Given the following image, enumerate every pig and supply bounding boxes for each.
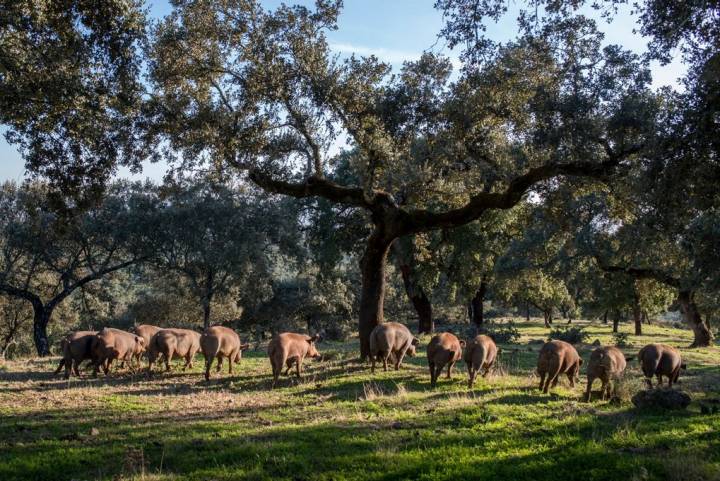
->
[584,346,632,402]
[267,332,321,387]
[200,326,250,380]
[53,331,97,379]
[91,328,146,376]
[638,343,685,388]
[464,334,498,388]
[427,332,465,388]
[537,340,583,394]
[147,328,202,372]
[131,324,163,364]
[368,322,419,373]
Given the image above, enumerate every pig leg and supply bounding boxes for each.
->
[446,361,454,379]
[382,353,389,372]
[54,358,66,375]
[671,367,681,386]
[204,355,214,381]
[468,366,477,388]
[216,355,223,372]
[544,360,562,394]
[296,358,303,378]
[228,353,234,375]
[656,374,663,388]
[538,370,546,391]
[64,359,72,380]
[395,349,407,370]
[73,359,82,377]
[164,348,173,371]
[429,362,436,387]
[584,375,594,402]
[371,354,377,373]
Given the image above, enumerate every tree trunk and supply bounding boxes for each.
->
[399,265,433,334]
[612,311,619,333]
[642,310,650,325]
[543,309,553,328]
[358,231,393,360]
[677,290,713,347]
[602,310,608,324]
[633,288,642,336]
[32,305,52,357]
[470,280,487,327]
[201,272,214,330]
[526,302,530,322]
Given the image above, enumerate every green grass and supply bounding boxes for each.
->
[1,319,719,481]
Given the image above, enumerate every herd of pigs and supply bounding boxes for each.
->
[54,321,686,400]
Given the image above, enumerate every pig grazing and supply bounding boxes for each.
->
[584,346,631,402]
[368,322,419,373]
[132,324,162,364]
[267,333,321,387]
[464,335,498,388]
[638,343,685,388]
[148,328,201,372]
[200,326,250,380]
[92,328,145,376]
[54,331,97,379]
[427,332,465,388]
[537,340,583,394]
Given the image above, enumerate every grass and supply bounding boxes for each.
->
[1,319,719,481]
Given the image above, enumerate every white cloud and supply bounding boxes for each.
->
[329,42,463,71]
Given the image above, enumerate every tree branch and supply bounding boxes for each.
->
[593,256,681,289]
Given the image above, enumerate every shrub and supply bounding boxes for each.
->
[548,326,587,344]
[612,332,630,347]
[479,321,521,344]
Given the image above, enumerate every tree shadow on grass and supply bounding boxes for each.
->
[4,400,714,481]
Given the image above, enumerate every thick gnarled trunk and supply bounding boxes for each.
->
[358,231,393,359]
[678,290,713,347]
[32,306,53,357]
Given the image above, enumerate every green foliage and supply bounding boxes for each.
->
[612,332,630,348]
[548,326,588,344]
[479,320,521,344]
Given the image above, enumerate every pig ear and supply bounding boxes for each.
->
[240,343,250,350]
[411,337,420,346]
[459,340,466,348]
[309,334,320,343]
[579,359,584,365]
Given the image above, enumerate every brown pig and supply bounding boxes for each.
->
[368,322,419,373]
[427,332,465,388]
[267,333,321,387]
[638,343,685,388]
[131,324,163,364]
[148,328,201,372]
[464,334,498,388]
[53,331,97,379]
[537,340,583,394]
[200,326,250,380]
[584,346,631,402]
[91,328,146,376]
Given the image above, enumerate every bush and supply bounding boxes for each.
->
[478,321,521,344]
[548,326,587,344]
[612,332,630,347]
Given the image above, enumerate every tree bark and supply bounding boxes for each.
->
[526,302,530,322]
[32,305,53,357]
[602,310,608,324]
[543,309,553,328]
[470,280,487,327]
[398,265,433,334]
[677,290,713,347]
[633,287,642,336]
[612,311,619,333]
[202,272,214,330]
[358,230,393,359]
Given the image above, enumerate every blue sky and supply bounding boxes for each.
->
[0,0,686,183]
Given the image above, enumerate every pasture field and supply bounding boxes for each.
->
[1,320,719,481]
